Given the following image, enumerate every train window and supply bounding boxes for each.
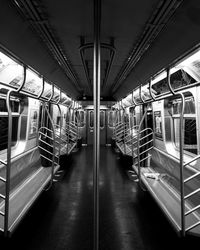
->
[56,116,61,126]
[133,88,143,104]
[0,98,19,112]
[0,97,19,151]
[0,117,18,150]
[170,69,196,90]
[152,69,196,96]
[151,71,168,95]
[52,86,60,103]
[141,84,151,101]
[100,111,105,129]
[0,51,24,88]
[172,95,197,155]
[129,107,136,127]
[23,69,43,96]
[78,110,85,127]
[65,109,71,123]
[60,92,69,105]
[108,111,116,127]
[42,81,53,100]
[89,111,94,128]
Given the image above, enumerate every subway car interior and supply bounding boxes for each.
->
[1,0,200,249]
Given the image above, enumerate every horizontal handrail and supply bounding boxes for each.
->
[183,154,200,167]
[39,138,54,148]
[139,146,154,156]
[184,188,200,200]
[137,154,151,164]
[0,211,5,216]
[185,221,200,232]
[139,139,154,148]
[139,127,153,134]
[38,146,54,156]
[115,122,124,126]
[185,204,200,216]
[40,153,54,163]
[184,172,200,183]
[39,132,54,141]
[0,160,7,166]
[39,126,53,133]
[0,194,5,199]
[115,126,124,132]
[139,132,153,141]
[0,177,6,183]
[184,187,200,200]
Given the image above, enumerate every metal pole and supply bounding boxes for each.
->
[179,93,185,236]
[93,0,101,249]
[4,90,13,236]
[167,68,185,235]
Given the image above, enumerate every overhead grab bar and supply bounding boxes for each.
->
[16,65,26,92]
[167,68,176,95]
[37,77,45,99]
[132,90,137,106]
[140,85,145,104]
[149,78,156,101]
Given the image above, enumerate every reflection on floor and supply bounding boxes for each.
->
[1,146,200,249]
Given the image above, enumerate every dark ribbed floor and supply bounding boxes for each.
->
[1,146,200,249]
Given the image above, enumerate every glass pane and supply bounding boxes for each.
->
[184,119,197,154]
[174,118,180,148]
[173,118,197,154]
[23,69,42,95]
[0,99,19,112]
[170,69,196,90]
[66,110,70,123]
[151,71,168,96]
[172,97,195,115]
[60,92,69,104]
[42,81,52,100]
[141,84,151,101]
[79,111,85,127]
[0,117,18,151]
[133,88,142,104]
[0,52,23,88]
[108,111,116,127]
[52,86,60,103]
[100,111,105,128]
[90,111,94,128]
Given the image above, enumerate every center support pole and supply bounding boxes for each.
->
[93,0,101,249]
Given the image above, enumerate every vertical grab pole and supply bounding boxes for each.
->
[67,103,72,154]
[57,104,62,164]
[4,90,13,236]
[167,68,185,236]
[121,101,126,155]
[93,0,101,249]
[179,93,185,236]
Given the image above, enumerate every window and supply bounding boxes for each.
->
[129,107,136,127]
[78,110,85,127]
[0,97,19,151]
[172,94,197,154]
[108,111,116,128]
[89,111,94,128]
[152,69,196,95]
[100,111,105,129]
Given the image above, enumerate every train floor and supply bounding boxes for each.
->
[1,146,200,250]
